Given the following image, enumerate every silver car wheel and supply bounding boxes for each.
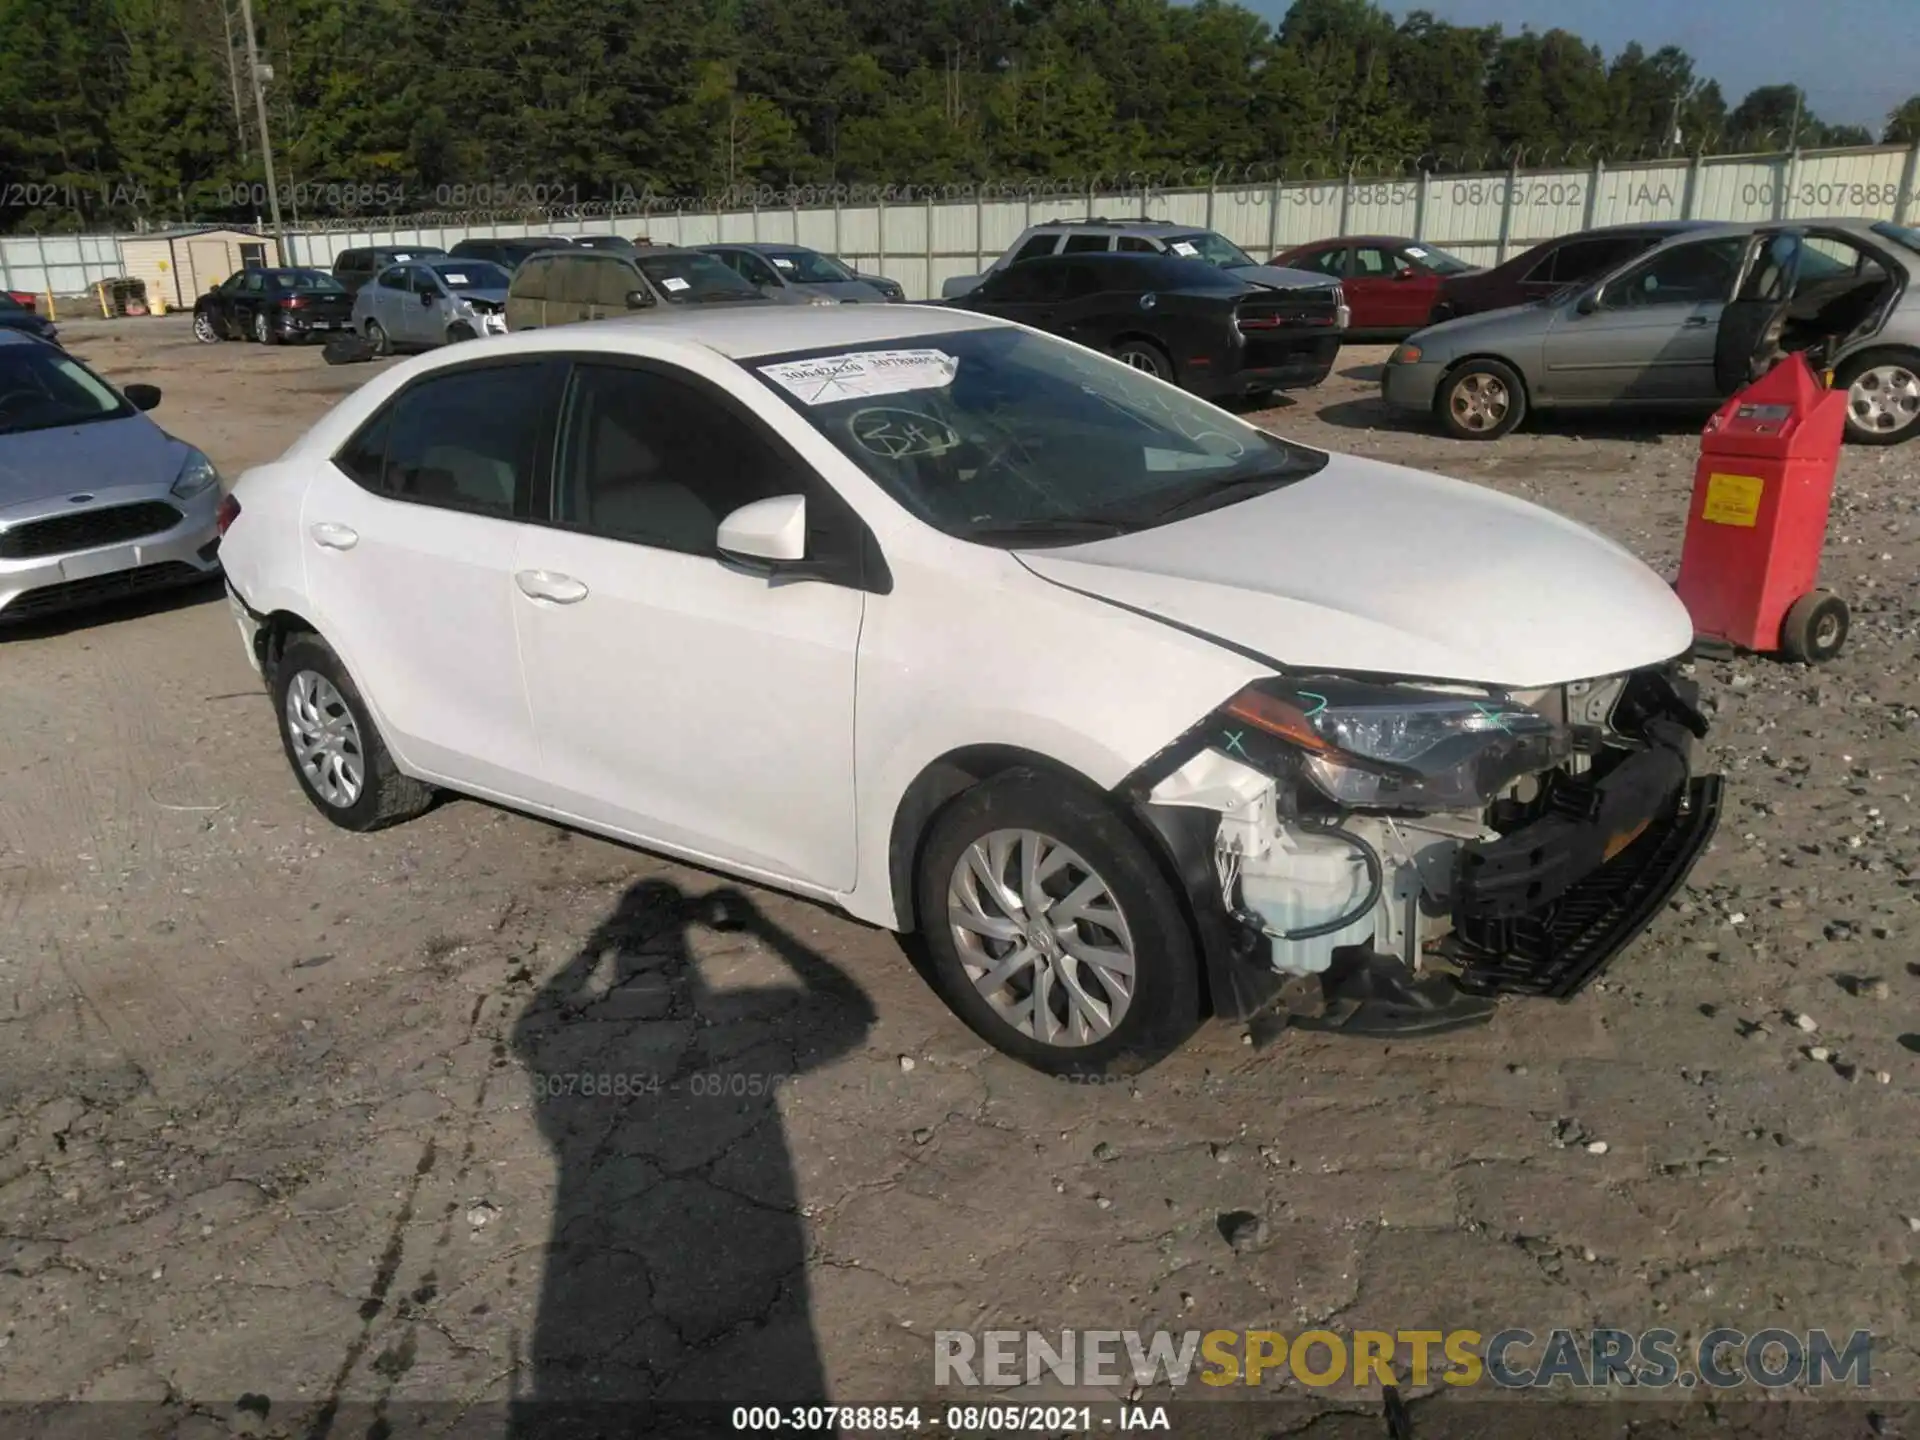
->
[254,311,270,343]
[1117,345,1167,379]
[1449,371,1510,431]
[1848,364,1920,437]
[192,311,218,343]
[285,670,365,808]
[946,828,1137,1047]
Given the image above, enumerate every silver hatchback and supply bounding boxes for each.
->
[1382,219,1920,444]
[352,257,513,354]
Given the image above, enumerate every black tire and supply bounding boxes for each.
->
[1437,357,1526,440]
[365,319,391,357]
[272,635,434,831]
[254,310,277,345]
[1778,590,1849,664]
[913,769,1201,1076]
[1834,351,1920,446]
[1112,338,1174,384]
[192,310,222,344]
[446,322,476,343]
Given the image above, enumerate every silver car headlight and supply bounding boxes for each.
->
[170,447,220,501]
[1218,679,1570,811]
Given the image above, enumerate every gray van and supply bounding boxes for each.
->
[505,247,783,330]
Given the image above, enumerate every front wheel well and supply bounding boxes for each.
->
[1436,352,1532,404]
[1835,343,1920,378]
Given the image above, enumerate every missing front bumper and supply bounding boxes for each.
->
[1442,773,1723,999]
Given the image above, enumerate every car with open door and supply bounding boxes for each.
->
[218,305,1723,1075]
[1269,236,1480,337]
[1382,219,1918,443]
[192,267,356,345]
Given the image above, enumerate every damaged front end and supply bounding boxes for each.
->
[1128,666,1722,1036]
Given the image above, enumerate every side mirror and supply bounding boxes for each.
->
[1575,291,1599,315]
[624,289,654,309]
[1393,268,1416,281]
[123,383,161,411]
[419,289,436,306]
[717,494,807,564]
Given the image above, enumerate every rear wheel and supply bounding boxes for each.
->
[254,310,276,345]
[1438,358,1526,440]
[272,635,433,831]
[1837,354,1920,445]
[914,770,1201,1076]
[1112,339,1173,383]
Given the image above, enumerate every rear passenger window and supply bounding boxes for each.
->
[514,257,551,300]
[378,364,546,516]
[1116,236,1157,253]
[1532,237,1641,285]
[596,260,640,308]
[1061,233,1111,254]
[554,364,822,559]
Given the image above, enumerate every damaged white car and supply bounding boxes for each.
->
[217,306,1722,1075]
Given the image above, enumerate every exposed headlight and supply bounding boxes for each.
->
[1219,679,1569,811]
[806,295,838,307]
[170,447,220,500]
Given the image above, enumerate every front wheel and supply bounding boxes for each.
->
[445,321,475,343]
[1437,357,1526,440]
[1837,355,1920,446]
[272,635,434,831]
[914,770,1201,1076]
[192,310,221,343]
[365,319,391,356]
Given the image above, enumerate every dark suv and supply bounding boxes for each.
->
[331,244,448,294]
[448,235,575,273]
[1433,222,1719,321]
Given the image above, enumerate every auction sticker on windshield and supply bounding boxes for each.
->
[443,272,469,284]
[661,277,690,292]
[1170,241,1199,257]
[761,349,958,405]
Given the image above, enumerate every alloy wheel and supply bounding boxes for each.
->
[1449,371,1510,431]
[193,312,217,343]
[254,312,270,343]
[946,828,1137,1047]
[1117,346,1167,379]
[284,670,366,808]
[1847,364,1920,438]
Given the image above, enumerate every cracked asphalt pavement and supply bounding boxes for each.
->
[0,318,1915,1434]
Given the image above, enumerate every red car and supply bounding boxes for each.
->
[1268,236,1479,338]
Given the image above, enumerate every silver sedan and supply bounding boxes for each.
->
[1382,218,1920,444]
[0,332,222,623]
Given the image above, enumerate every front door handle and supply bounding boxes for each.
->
[309,522,359,550]
[515,569,589,604]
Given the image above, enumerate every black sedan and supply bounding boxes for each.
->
[949,252,1341,401]
[0,292,58,346]
[191,268,356,345]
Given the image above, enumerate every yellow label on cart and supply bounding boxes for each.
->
[1701,472,1764,527]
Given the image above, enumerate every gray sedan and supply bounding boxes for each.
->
[0,332,222,624]
[1382,219,1920,444]
[697,243,899,303]
[352,257,513,354]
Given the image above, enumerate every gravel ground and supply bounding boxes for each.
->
[0,316,1915,1435]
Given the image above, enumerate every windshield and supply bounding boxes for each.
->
[271,269,346,292]
[750,326,1327,546]
[0,345,131,436]
[637,251,761,302]
[1165,232,1256,269]
[763,250,856,284]
[1402,243,1475,275]
[429,260,509,290]
[1871,221,1920,257]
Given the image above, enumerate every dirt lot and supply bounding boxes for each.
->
[1,315,1916,1436]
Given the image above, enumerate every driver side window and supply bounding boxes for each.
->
[1601,238,1744,310]
[733,252,780,288]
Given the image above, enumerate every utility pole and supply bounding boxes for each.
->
[237,0,283,245]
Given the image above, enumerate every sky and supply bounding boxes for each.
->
[1241,0,1918,132]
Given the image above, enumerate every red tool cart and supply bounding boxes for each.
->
[1675,352,1851,663]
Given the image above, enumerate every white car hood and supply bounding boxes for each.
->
[1014,454,1694,689]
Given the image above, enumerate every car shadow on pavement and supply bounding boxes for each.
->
[1316,395,1714,443]
[508,877,876,1437]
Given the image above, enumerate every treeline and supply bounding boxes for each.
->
[3,0,1919,233]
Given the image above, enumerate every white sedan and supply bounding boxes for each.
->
[218,305,1723,1074]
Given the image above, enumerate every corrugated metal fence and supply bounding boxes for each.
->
[5,143,1919,302]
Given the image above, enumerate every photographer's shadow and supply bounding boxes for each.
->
[509,879,875,1434]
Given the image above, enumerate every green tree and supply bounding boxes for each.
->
[1888,96,1920,145]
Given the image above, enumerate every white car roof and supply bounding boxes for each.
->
[488,303,1005,363]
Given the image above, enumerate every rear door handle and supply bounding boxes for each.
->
[515,569,589,605]
[309,522,358,550]
[1684,315,1711,328]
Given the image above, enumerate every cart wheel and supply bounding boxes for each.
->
[1779,591,1849,664]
